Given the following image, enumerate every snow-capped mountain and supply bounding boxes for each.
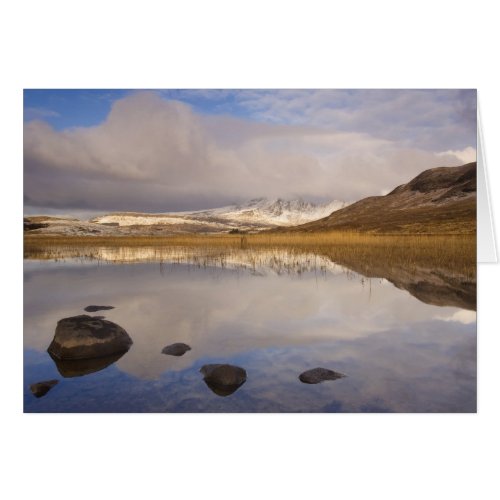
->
[195,198,348,226]
[92,198,349,229]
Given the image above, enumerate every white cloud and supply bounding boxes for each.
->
[438,146,476,164]
[437,310,477,324]
[24,91,476,213]
[24,106,60,120]
[225,89,476,150]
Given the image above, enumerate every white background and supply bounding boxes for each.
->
[2,1,499,499]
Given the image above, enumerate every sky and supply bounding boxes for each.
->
[24,89,477,217]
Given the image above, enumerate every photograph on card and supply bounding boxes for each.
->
[23,89,476,413]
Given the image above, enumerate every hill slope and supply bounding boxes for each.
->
[289,162,476,234]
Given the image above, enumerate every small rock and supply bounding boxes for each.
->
[299,367,346,384]
[84,305,115,312]
[48,315,132,360]
[162,343,191,356]
[200,364,247,397]
[30,379,59,398]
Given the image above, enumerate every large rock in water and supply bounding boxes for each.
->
[200,364,247,397]
[47,315,132,360]
[299,367,346,384]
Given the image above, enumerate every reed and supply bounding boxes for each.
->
[24,231,476,281]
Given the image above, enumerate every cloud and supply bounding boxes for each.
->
[165,89,477,151]
[438,146,477,164]
[437,310,476,324]
[24,106,60,120]
[24,91,476,213]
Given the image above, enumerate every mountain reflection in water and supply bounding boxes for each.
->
[24,244,476,412]
[25,244,476,310]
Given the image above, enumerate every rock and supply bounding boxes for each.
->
[49,351,127,378]
[30,379,58,398]
[84,305,115,312]
[299,367,346,384]
[200,364,247,397]
[162,343,191,356]
[47,315,132,360]
[24,222,49,231]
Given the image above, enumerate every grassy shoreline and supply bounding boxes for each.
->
[23,231,476,247]
[24,232,476,279]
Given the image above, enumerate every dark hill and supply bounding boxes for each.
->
[289,162,476,234]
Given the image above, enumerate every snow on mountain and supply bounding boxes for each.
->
[93,198,349,228]
[207,198,348,225]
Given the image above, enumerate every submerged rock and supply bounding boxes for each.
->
[47,315,132,360]
[84,305,115,312]
[49,351,127,378]
[200,364,247,397]
[162,343,191,356]
[30,379,58,398]
[299,367,346,384]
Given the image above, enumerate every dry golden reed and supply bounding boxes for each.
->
[24,231,476,281]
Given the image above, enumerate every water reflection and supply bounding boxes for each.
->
[23,246,476,412]
[24,245,476,310]
[49,350,128,378]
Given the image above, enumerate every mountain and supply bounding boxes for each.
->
[194,197,348,226]
[286,162,476,234]
[91,198,349,231]
[25,163,475,237]
[24,198,349,236]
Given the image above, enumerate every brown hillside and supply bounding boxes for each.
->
[288,162,476,234]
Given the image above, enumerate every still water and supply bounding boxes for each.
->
[24,248,476,412]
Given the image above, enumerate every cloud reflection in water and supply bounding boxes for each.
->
[23,249,476,412]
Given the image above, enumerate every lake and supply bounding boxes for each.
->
[24,245,476,412]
